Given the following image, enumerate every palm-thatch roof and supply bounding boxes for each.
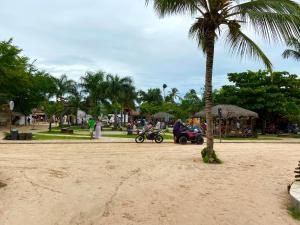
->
[152,112,174,120]
[194,105,258,119]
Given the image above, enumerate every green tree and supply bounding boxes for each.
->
[214,70,300,131]
[138,88,163,105]
[282,37,300,61]
[80,71,108,116]
[162,83,168,100]
[54,74,76,126]
[67,83,84,124]
[146,0,300,162]
[42,101,64,131]
[0,39,57,121]
[165,88,180,103]
[181,89,204,116]
[105,74,135,129]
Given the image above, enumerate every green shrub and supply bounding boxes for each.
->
[288,207,300,220]
[4,132,11,140]
[201,148,222,164]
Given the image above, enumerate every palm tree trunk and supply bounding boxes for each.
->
[49,121,52,132]
[120,109,123,127]
[114,109,118,129]
[204,32,215,159]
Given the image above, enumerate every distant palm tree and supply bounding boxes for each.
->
[54,74,76,102]
[80,71,108,115]
[282,37,300,61]
[163,83,168,100]
[146,0,300,162]
[166,87,180,103]
[54,74,76,126]
[138,88,163,105]
[105,74,135,129]
[68,83,84,124]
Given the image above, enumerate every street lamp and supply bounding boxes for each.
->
[9,101,14,131]
[218,108,222,143]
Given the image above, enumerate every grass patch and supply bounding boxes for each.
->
[288,207,300,220]
[33,134,90,140]
[220,135,281,141]
[39,131,85,136]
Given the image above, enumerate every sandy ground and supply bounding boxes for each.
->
[0,142,299,225]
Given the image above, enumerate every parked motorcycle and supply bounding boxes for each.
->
[135,129,164,143]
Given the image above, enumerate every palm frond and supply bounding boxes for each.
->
[235,0,300,42]
[286,37,300,49]
[282,49,300,60]
[189,18,207,52]
[145,0,199,17]
[226,22,272,71]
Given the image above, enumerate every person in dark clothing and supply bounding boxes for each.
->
[173,119,183,142]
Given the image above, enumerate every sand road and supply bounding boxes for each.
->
[0,142,299,225]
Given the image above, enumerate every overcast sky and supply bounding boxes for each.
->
[1,0,299,96]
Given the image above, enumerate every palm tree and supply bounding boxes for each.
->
[163,83,168,100]
[54,74,76,126]
[54,74,76,102]
[146,0,300,162]
[80,71,108,116]
[105,74,135,129]
[282,37,300,61]
[119,84,136,125]
[138,88,163,105]
[68,83,84,125]
[166,87,180,103]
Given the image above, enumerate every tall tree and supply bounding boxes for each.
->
[282,37,300,61]
[138,88,163,105]
[214,70,300,131]
[42,101,64,132]
[54,74,76,126]
[163,83,168,100]
[166,88,180,103]
[80,71,108,116]
[146,0,300,162]
[0,39,57,120]
[68,83,84,124]
[181,89,204,115]
[105,74,135,129]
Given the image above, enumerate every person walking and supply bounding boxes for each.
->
[95,119,102,139]
[88,118,96,139]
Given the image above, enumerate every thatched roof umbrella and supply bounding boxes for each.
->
[152,112,174,122]
[194,105,258,119]
[194,105,258,137]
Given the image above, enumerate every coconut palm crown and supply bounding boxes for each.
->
[146,0,300,162]
[282,37,300,61]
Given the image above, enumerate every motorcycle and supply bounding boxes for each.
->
[135,129,164,143]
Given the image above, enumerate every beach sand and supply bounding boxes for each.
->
[0,142,299,225]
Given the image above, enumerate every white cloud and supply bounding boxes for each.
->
[0,0,299,96]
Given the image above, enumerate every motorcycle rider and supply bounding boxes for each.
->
[173,119,183,142]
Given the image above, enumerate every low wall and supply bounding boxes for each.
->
[290,181,300,211]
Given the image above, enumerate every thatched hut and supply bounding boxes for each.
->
[194,105,259,137]
[152,112,174,122]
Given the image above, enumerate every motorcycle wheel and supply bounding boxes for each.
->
[196,136,204,145]
[135,135,145,143]
[155,135,164,143]
[179,136,188,145]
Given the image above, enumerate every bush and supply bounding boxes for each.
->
[288,207,300,220]
[4,132,11,140]
[201,148,222,164]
